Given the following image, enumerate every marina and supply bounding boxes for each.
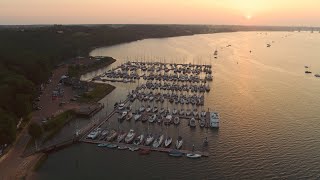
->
[79,61,219,157]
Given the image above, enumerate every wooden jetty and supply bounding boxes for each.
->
[81,139,209,157]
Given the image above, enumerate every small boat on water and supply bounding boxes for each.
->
[87,128,101,140]
[186,153,201,158]
[129,146,140,151]
[134,113,142,121]
[186,109,192,116]
[118,103,125,110]
[200,111,206,117]
[97,143,109,147]
[148,114,157,123]
[210,112,220,128]
[141,115,148,123]
[118,111,128,121]
[117,131,127,143]
[305,71,312,74]
[152,106,158,113]
[164,136,172,148]
[193,109,198,117]
[172,108,178,115]
[189,117,196,127]
[106,144,118,149]
[145,134,155,146]
[139,106,145,112]
[176,136,183,149]
[186,144,201,158]
[106,130,118,141]
[159,107,165,114]
[199,118,206,128]
[315,74,320,77]
[126,112,133,121]
[164,114,173,125]
[125,129,136,143]
[146,105,152,112]
[118,145,128,150]
[133,134,144,145]
[203,137,208,146]
[152,134,164,148]
[179,109,185,116]
[173,116,180,125]
[139,148,151,155]
[168,149,183,157]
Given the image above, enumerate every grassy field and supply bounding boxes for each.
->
[42,110,76,142]
[77,83,115,103]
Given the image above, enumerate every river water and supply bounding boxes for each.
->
[37,31,320,179]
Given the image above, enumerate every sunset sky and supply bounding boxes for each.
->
[0,0,319,26]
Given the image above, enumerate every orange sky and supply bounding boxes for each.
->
[0,0,319,26]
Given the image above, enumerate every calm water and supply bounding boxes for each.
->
[37,32,320,179]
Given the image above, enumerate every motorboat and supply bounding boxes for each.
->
[175,136,183,149]
[201,111,206,117]
[157,115,163,124]
[159,107,165,114]
[125,129,136,143]
[133,113,142,121]
[97,143,109,147]
[172,108,178,115]
[164,136,172,147]
[117,131,127,143]
[146,105,152,112]
[118,103,125,110]
[305,71,312,74]
[87,128,101,140]
[193,109,198,117]
[173,116,180,125]
[129,146,140,151]
[106,130,117,141]
[118,111,128,121]
[186,153,201,158]
[145,134,155,146]
[106,144,118,149]
[152,106,158,113]
[186,109,192,116]
[203,137,208,146]
[315,74,320,77]
[133,134,144,145]
[210,112,220,128]
[126,112,133,121]
[152,135,164,148]
[118,145,128,150]
[199,118,206,128]
[148,114,157,123]
[139,106,145,112]
[189,117,196,127]
[168,149,183,157]
[179,109,185,116]
[164,114,172,125]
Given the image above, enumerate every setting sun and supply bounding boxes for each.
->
[246,15,252,20]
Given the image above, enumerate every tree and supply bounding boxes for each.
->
[0,109,16,145]
[28,122,43,139]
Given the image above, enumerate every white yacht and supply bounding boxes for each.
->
[133,113,142,121]
[152,135,164,148]
[175,136,183,149]
[125,129,136,143]
[210,112,220,128]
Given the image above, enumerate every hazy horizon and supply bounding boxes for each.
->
[1,0,320,26]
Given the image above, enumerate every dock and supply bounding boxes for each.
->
[81,139,209,157]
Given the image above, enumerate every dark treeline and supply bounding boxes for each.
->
[0,24,296,145]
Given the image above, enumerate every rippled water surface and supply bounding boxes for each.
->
[37,32,320,179]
